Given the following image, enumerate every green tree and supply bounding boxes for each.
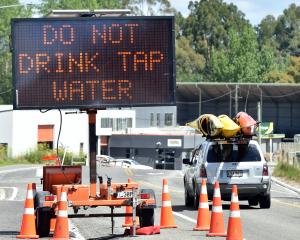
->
[183,0,250,62]
[257,15,278,49]
[0,0,32,104]
[210,26,274,83]
[176,37,205,82]
[39,0,124,15]
[274,3,300,54]
[126,0,175,16]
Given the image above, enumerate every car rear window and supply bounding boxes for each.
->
[207,143,261,162]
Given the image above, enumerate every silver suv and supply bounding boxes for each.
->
[183,139,271,209]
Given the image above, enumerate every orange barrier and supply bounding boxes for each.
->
[207,181,226,237]
[160,179,177,228]
[122,178,139,227]
[226,185,243,240]
[53,186,69,239]
[17,183,39,239]
[193,178,210,231]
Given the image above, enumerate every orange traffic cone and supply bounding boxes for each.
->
[17,183,39,239]
[160,179,177,228]
[123,178,139,227]
[207,181,227,237]
[53,186,69,240]
[226,185,243,240]
[193,178,210,231]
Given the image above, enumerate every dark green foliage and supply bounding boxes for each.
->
[0,0,32,104]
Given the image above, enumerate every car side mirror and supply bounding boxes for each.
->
[183,158,192,165]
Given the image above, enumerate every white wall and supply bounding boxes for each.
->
[0,107,89,157]
[0,106,13,155]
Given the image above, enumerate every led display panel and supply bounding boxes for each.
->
[12,17,175,109]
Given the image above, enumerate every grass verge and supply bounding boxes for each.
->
[273,161,300,183]
[0,144,86,167]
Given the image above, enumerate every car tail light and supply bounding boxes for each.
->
[263,164,269,176]
[45,195,55,201]
[200,165,207,178]
[140,193,151,199]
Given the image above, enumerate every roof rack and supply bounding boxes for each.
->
[206,135,254,144]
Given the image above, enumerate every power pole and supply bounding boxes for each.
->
[235,85,239,115]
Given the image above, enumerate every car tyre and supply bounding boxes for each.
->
[184,184,193,207]
[259,194,271,209]
[193,184,199,209]
[248,198,259,206]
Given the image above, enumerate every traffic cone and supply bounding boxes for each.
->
[193,178,210,231]
[122,178,139,227]
[53,186,69,240]
[226,185,243,240]
[17,183,39,239]
[207,181,227,237]
[160,179,177,228]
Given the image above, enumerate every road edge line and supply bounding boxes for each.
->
[172,211,197,224]
[271,177,300,195]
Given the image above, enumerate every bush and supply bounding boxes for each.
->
[22,143,53,164]
[273,161,300,183]
[0,143,86,166]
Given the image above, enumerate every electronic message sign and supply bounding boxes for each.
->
[11,17,175,109]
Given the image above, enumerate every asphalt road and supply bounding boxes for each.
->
[0,164,300,239]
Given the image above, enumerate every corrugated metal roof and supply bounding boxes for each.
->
[176,82,300,103]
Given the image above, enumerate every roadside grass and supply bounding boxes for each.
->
[0,144,86,167]
[273,161,300,183]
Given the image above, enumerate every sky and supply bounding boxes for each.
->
[17,0,300,26]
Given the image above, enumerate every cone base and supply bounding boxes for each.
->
[207,232,227,237]
[17,234,39,239]
[193,226,210,231]
[160,225,177,229]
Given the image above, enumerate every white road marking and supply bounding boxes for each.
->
[0,189,5,200]
[147,172,164,175]
[69,220,85,239]
[0,187,18,200]
[8,187,18,200]
[172,211,197,224]
[35,168,43,178]
[273,182,300,195]
[0,166,39,175]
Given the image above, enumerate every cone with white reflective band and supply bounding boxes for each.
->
[207,181,227,237]
[193,178,210,231]
[17,183,39,239]
[53,186,69,239]
[226,185,243,240]
[160,178,177,228]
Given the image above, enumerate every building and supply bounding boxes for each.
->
[176,82,300,138]
[0,105,89,157]
[0,105,178,160]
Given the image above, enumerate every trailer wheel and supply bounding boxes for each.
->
[138,208,154,227]
[36,207,53,237]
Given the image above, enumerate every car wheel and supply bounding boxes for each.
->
[193,184,199,209]
[184,184,193,207]
[259,194,271,209]
[248,198,259,206]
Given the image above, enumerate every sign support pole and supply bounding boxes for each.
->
[88,109,98,198]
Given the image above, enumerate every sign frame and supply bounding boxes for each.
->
[11,16,176,110]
